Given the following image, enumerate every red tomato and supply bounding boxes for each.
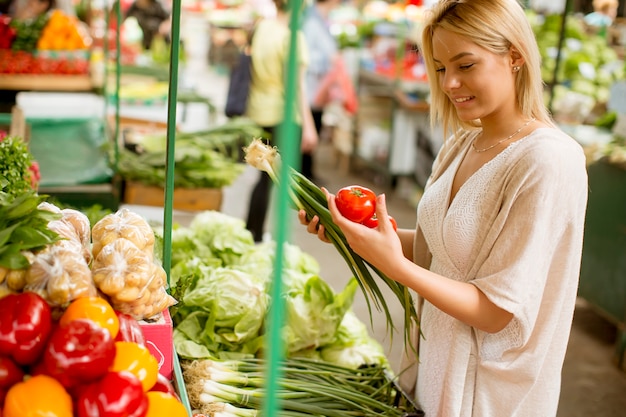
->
[362,214,398,231]
[335,185,376,223]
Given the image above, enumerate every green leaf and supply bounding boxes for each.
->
[0,247,29,269]
[4,192,40,220]
[10,226,58,250]
[0,223,21,247]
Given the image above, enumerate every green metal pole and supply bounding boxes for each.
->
[114,0,121,171]
[162,0,181,282]
[162,2,192,414]
[264,0,302,415]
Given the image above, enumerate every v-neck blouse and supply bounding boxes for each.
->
[422,133,530,273]
[411,127,588,417]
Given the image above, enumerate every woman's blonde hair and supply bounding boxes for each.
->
[420,0,553,140]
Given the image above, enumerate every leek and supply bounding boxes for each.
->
[183,357,421,416]
[244,139,418,350]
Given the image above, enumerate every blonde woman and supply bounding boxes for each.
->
[300,0,588,415]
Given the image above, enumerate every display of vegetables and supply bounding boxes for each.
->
[1,193,175,320]
[12,202,97,309]
[531,12,624,117]
[116,118,263,189]
[166,209,389,375]
[0,293,186,417]
[0,292,53,366]
[8,13,49,52]
[36,10,90,51]
[91,208,176,320]
[0,10,90,74]
[0,191,61,273]
[0,16,17,49]
[183,357,421,416]
[0,135,40,197]
[243,139,418,349]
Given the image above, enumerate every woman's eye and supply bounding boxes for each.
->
[460,64,474,70]
[435,67,445,73]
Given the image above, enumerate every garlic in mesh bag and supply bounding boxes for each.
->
[91,208,155,260]
[25,243,97,308]
[91,237,175,320]
[115,262,176,320]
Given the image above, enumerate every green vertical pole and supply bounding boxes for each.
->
[161,1,193,415]
[264,0,302,415]
[114,0,122,171]
[162,0,181,282]
[103,1,109,135]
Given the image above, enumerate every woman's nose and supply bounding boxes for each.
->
[441,71,461,92]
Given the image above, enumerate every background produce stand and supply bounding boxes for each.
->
[0,74,92,91]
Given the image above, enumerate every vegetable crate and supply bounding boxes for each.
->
[140,308,174,380]
[123,181,223,211]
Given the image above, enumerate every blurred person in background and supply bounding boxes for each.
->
[245,0,318,242]
[584,0,619,29]
[301,0,342,183]
[1,0,55,20]
[125,0,170,50]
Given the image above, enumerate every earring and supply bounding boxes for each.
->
[513,66,520,72]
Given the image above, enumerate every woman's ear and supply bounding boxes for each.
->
[510,47,525,69]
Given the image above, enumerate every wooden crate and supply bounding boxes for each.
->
[124,181,222,211]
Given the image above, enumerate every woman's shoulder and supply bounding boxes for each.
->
[521,127,585,157]
[512,127,587,179]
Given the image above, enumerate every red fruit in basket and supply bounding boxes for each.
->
[77,371,148,417]
[335,185,377,223]
[41,319,116,389]
[0,292,53,366]
[0,356,24,406]
[149,373,178,400]
[115,311,146,345]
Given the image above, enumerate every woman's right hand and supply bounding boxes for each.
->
[298,210,332,243]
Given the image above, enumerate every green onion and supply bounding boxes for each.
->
[244,139,418,350]
[183,357,421,416]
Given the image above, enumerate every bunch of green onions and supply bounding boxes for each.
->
[183,357,421,416]
[244,139,418,349]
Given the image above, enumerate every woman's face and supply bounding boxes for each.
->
[431,28,517,123]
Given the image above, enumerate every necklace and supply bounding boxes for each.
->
[472,118,536,153]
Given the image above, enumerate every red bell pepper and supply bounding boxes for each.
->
[77,371,149,417]
[149,373,178,400]
[0,292,53,366]
[0,356,24,407]
[41,319,116,389]
[115,311,146,346]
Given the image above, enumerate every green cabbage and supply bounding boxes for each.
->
[320,310,389,369]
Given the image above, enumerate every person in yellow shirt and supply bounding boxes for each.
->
[244,0,318,242]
